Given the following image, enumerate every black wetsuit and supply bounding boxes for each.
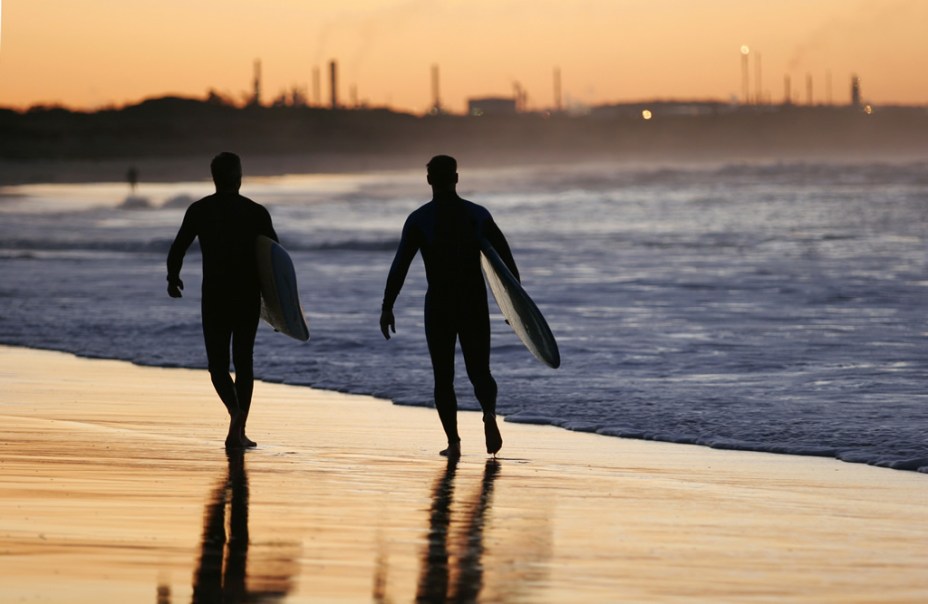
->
[383,195,519,444]
[167,192,278,416]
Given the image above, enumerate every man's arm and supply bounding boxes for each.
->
[485,217,520,283]
[380,218,419,339]
[259,205,279,243]
[166,205,198,298]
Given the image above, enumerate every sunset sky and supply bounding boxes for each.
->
[1,1,926,113]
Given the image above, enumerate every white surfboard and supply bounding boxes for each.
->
[256,235,309,342]
[480,240,560,368]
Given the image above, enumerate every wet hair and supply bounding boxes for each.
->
[427,155,457,185]
[211,152,242,191]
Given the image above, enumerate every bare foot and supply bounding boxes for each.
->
[241,433,257,448]
[484,414,502,456]
[440,441,461,459]
[226,412,246,449]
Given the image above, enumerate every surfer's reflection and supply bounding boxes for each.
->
[415,458,501,602]
[192,450,294,603]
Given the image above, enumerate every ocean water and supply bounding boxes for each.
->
[1,161,926,472]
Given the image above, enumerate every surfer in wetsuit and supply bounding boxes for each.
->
[166,152,278,449]
[380,155,520,458]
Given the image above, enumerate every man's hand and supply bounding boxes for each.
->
[167,278,184,298]
[380,308,395,340]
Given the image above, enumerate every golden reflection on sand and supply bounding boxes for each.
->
[192,450,298,602]
[414,458,499,601]
[1,346,927,602]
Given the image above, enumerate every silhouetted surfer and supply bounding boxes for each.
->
[167,152,278,449]
[380,155,520,458]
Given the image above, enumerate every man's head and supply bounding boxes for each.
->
[427,155,458,190]
[211,152,242,192]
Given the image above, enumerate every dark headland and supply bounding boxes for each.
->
[1,96,927,185]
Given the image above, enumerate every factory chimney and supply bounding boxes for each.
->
[252,59,262,107]
[329,61,338,109]
[431,64,441,114]
[754,53,762,105]
[312,66,321,107]
[850,75,861,108]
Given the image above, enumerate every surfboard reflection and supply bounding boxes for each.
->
[415,457,501,602]
[192,450,296,603]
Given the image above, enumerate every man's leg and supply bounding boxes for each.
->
[231,298,260,447]
[425,303,460,455]
[459,306,502,455]
[202,298,244,448]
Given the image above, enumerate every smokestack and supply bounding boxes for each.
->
[754,53,762,105]
[431,64,441,113]
[329,60,338,109]
[252,59,262,107]
[740,45,750,105]
[783,75,792,105]
[806,73,813,105]
[851,75,861,107]
[554,67,562,112]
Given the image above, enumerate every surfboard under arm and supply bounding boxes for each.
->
[256,235,310,342]
[480,239,560,369]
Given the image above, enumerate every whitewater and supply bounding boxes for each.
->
[1,161,926,472]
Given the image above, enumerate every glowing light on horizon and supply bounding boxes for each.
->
[740,45,750,55]
[642,109,653,120]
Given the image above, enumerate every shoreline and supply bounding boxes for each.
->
[4,341,925,475]
[1,345,926,601]
[4,152,928,188]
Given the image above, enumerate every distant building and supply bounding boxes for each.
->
[468,97,517,117]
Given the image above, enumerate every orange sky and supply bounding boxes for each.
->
[2,0,927,113]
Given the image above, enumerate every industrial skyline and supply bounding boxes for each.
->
[2,1,926,112]
[232,55,878,116]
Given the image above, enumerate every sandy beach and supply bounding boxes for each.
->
[0,345,926,603]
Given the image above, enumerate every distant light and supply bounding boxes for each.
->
[641,109,653,120]
[864,104,873,115]
[740,45,750,55]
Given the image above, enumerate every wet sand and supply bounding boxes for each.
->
[0,345,926,603]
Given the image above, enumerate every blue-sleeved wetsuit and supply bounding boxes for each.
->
[382,194,519,445]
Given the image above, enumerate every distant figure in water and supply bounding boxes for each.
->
[380,155,520,458]
[167,152,278,449]
[127,166,139,194]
